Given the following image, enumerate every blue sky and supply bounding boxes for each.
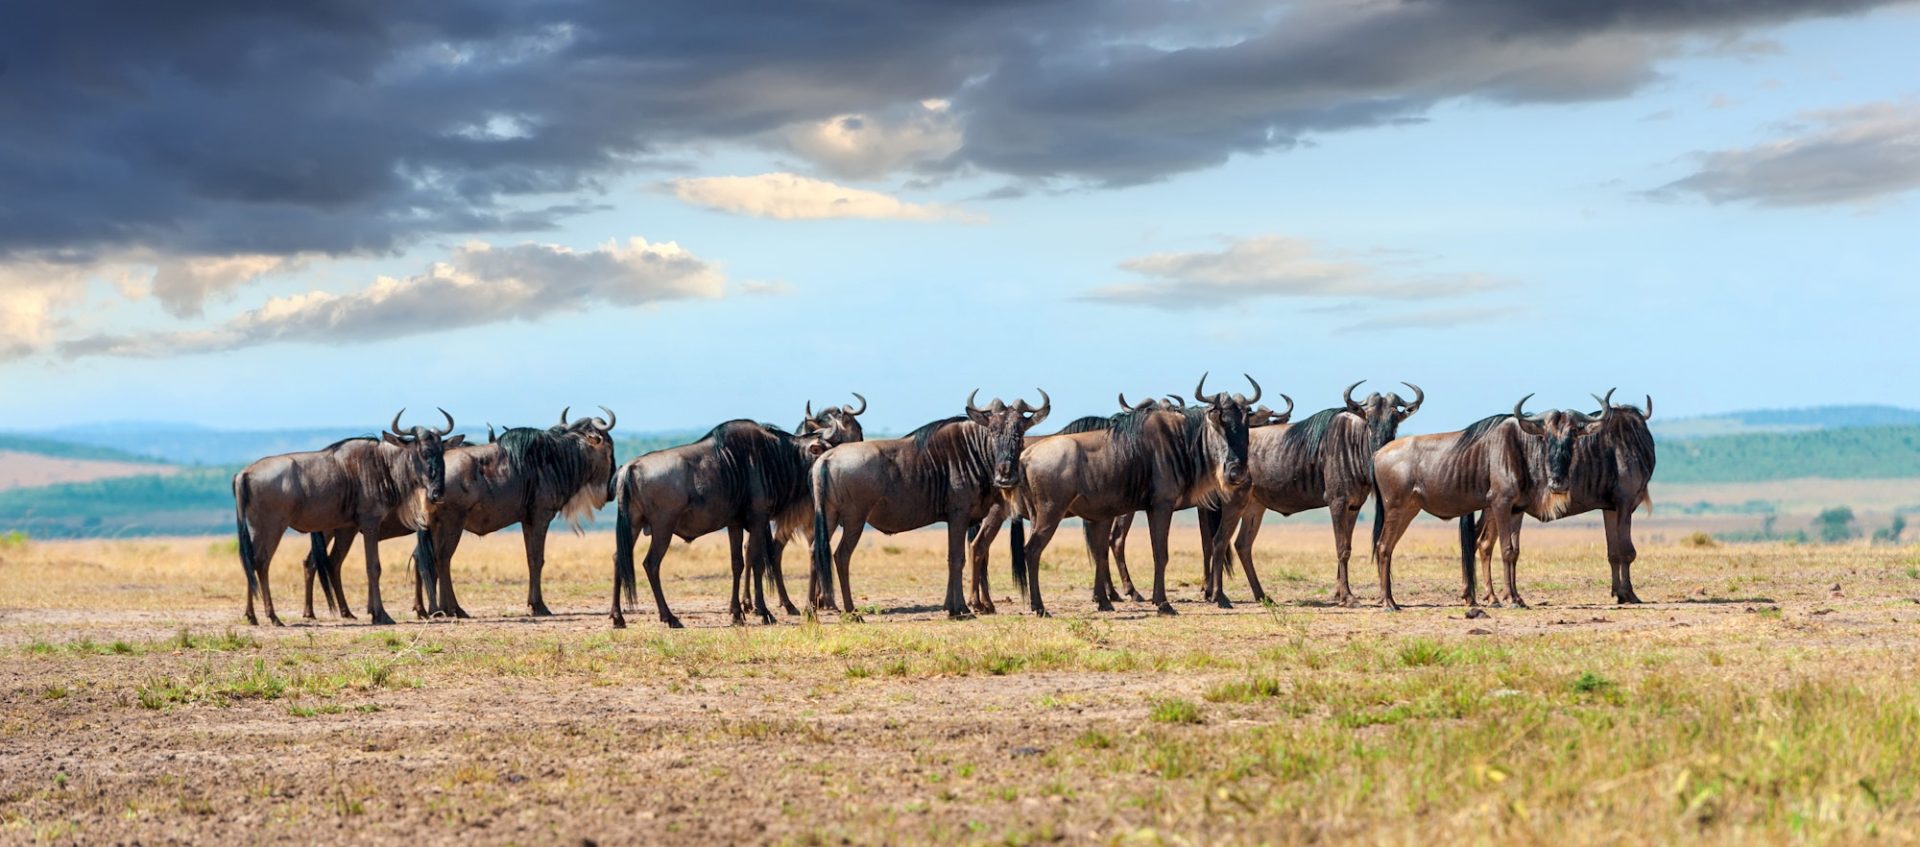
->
[2,2,1916,435]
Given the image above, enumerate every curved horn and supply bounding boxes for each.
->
[844,393,867,416]
[486,423,498,443]
[1031,388,1051,418]
[1242,373,1261,405]
[434,408,455,436]
[1592,387,1616,422]
[966,389,984,415]
[1400,382,1424,414]
[597,405,617,431]
[558,407,571,428]
[1278,393,1294,418]
[1643,395,1653,420]
[1194,372,1211,404]
[1513,393,1536,420]
[1118,392,1134,412]
[1344,380,1364,413]
[804,400,814,421]
[390,409,407,437]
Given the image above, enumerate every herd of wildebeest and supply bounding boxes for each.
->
[231,376,1655,629]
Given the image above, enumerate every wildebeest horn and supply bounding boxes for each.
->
[1277,393,1294,418]
[1029,388,1051,418]
[434,408,455,436]
[391,409,408,437]
[1344,380,1364,413]
[1643,395,1653,420]
[1118,392,1134,412]
[1401,382,1424,414]
[1513,393,1535,420]
[844,393,867,416]
[804,400,814,420]
[966,389,984,415]
[1195,372,1227,406]
[559,407,571,427]
[1243,374,1261,405]
[1592,388,1616,422]
[596,405,617,431]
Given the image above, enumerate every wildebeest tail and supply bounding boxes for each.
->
[1370,485,1385,552]
[613,467,639,606]
[1009,517,1028,595]
[810,461,834,604]
[233,473,260,601]
[1458,510,1477,599]
[412,529,439,613]
[303,533,328,580]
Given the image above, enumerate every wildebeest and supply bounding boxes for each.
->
[1012,375,1260,616]
[739,395,869,616]
[1370,395,1601,610]
[1204,381,1420,606]
[301,410,618,620]
[1464,389,1656,604]
[233,410,462,626]
[808,390,1050,619]
[608,419,843,629]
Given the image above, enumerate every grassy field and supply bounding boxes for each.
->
[3,520,1919,845]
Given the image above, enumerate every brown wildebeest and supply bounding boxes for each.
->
[1012,375,1259,616]
[233,410,462,626]
[305,409,620,620]
[977,393,1289,611]
[1204,381,1419,606]
[1370,395,1602,610]
[739,394,868,616]
[1464,389,1655,604]
[808,390,1051,619]
[609,420,841,629]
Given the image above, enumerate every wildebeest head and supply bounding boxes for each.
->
[965,388,1052,489]
[383,408,462,505]
[1194,373,1262,489]
[1249,393,1294,428]
[800,393,867,446]
[554,406,620,507]
[1510,394,1601,495]
[1344,380,1424,453]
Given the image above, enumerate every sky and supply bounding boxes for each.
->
[2,0,1917,436]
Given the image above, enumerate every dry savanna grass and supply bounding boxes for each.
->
[3,517,1920,845]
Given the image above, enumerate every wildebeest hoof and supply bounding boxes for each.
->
[1510,598,1530,609]
[530,604,554,617]
[1155,603,1178,617]
[663,615,684,629]
[610,615,628,630]
[843,610,866,623]
[1618,593,1645,605]
[452,607,471,620]
[1380,601,1401,612]
[1214,596,1234,610]
[1095,599,1115,613]
[1464,607,1490,619]
[1126,591,1146,603]
[370,611,397,626]
[781,602,801,616]
[269,614,286,627]
[1032,608,1052,618]
[947,609,976,621]
[759,611,778,625]
[340,610,358,620]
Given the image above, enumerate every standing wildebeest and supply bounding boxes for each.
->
[1013,375,1260,616]
[1464,389,1655,605]
[808,390,1051,619]
[234,410,461,626]
[301,410,618,620]
[1204,381,1420,606]
[609,420,842,629]
[981,393,1290,611]
[1370,395,1601,610]
[740,395,869,616]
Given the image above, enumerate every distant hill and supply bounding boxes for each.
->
[1653,405,1920,439]
[0,434,168,465]
[1656,424,1920,483]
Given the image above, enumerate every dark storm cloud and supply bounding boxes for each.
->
[0,0,1904,261]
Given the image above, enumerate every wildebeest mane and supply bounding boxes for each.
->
[703,419,812,520]
[1055,415,1115,436]
[1452,414,1513,452]
[324,435,377,451]
[496,426,590,512]
[907,416,996,511]
[909,416,967,451]
[1281,408,1341,454]
[1105,407,1204,507]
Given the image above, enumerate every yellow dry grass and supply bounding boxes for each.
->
[3,519,1919,845]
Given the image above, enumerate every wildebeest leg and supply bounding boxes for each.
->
[967,506,1003,615]
[303,532,330,620]
[726,526,749,626]
[433,522,469,619]
[1199,507,1231,609]
[361,528,396,626]
[1235,509,1270,601]
[1606,508,1645,604]
[1084,517,1116,613]
[520,517,555,617]
[765,536,801,617]
[1372,500,1421,612]
[1328,501,1360,606]
[246,520,287,627]
[943,515,975,619]
[1017,505,1067,617]
[833,521,865,618]
[327,533,357,620]
[641,522,681,629]
[1228,507,1268,606]
[1495,506,1527,608]
[1476,514,1500,606]
[1147,506,1177,616]
[1109,512,1145,602]
[746,520,779,625]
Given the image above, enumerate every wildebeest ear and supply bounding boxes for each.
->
[382,431,407,446]
[965,406,991,426]
[445,435,468,448]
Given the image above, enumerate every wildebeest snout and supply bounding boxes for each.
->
[993,461,1020,489]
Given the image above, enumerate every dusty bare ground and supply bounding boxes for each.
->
[3,519,1919,845]
[0,451,177,493]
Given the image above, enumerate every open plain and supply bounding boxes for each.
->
[3,518,1919,845]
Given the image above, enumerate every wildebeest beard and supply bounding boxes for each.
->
[323,436,437,530]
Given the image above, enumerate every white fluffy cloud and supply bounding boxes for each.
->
[149,254,301,318]
[59,237,725,358]
[1081,236,1508,309]
[1651,100,1920,207]
[666,173,981,222]
[777,100,963,180]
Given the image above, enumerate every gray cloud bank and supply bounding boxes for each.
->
[1650,100,1920,207]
